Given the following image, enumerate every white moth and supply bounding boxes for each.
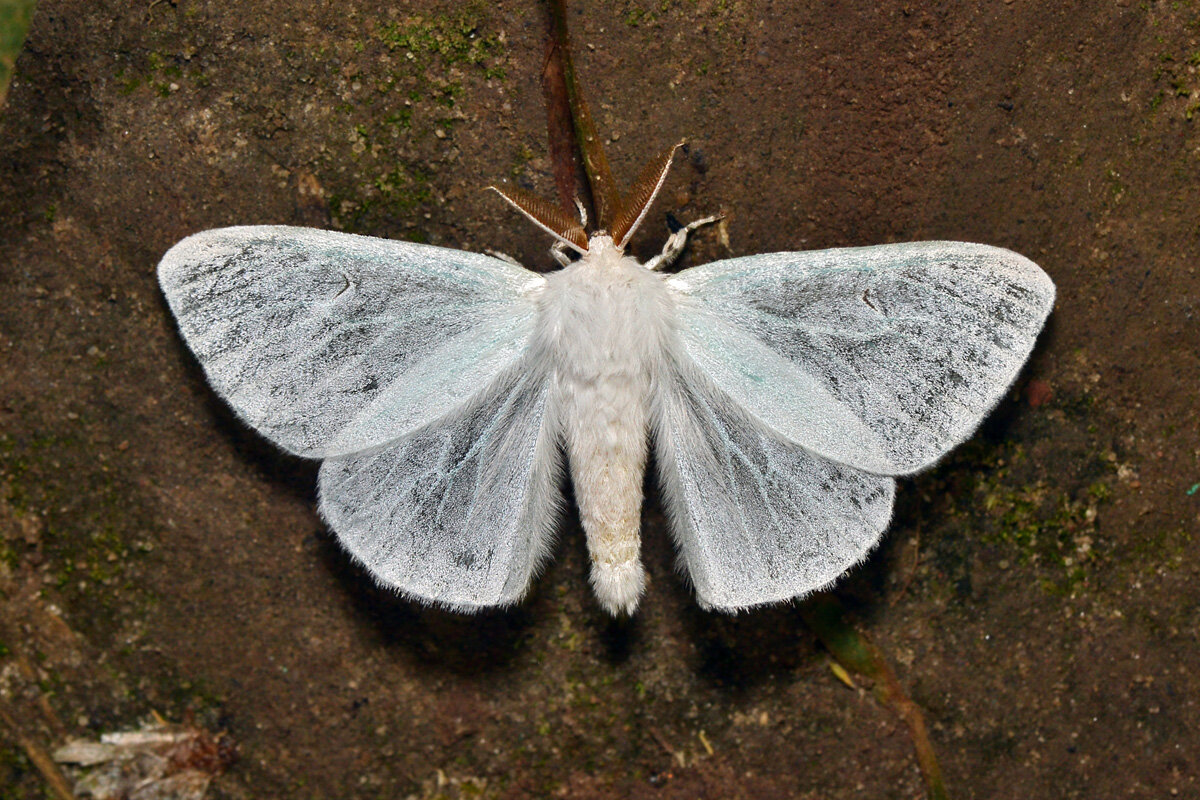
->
[158,146,1055,616]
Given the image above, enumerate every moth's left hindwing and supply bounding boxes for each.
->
[319,366,562,609]
[158,226,544,458]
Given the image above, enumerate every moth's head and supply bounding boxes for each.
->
[488,141,682,262]
[584,233,618,258]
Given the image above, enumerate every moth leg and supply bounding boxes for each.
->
[485,249,525,268]
[573,196,588,228]
[550,240,575,267]
[645,214,722,271]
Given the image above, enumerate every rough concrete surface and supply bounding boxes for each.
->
[1,1,1198,798]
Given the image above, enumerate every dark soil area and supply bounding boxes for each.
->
[2,1,1197,798]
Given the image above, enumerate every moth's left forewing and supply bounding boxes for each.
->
[666,241,1056,475]
[158,226,547,460]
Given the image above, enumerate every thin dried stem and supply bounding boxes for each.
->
[547,0,621,231]
[0,704,75,800]
[800,595,951,800]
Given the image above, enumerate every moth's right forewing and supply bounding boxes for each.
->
[667,242,1055,475]
[158,226,544,458]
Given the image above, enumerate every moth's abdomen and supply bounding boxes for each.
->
[561,371,648,614]
[537,246,676,615]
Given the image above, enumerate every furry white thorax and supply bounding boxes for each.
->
[534,235,678,614]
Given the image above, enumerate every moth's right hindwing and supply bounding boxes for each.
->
[652,364,895,612]
[318,366,562,610]
[158,225,544,459]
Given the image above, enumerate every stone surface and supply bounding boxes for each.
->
[1,1,1198,798]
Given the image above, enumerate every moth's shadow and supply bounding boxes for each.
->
[166,325,321,501]
[168,335,537,675]
[639,468,919,692]
[310,463,920,685]
[204,392,320,499]
[318,532,539,676]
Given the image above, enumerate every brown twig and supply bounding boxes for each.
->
[647,726,685,767]
[541,5,588,219]
[544,0,620,230]
[799,595,950,800]
[0,704,75,800]
[890,526,923,606]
